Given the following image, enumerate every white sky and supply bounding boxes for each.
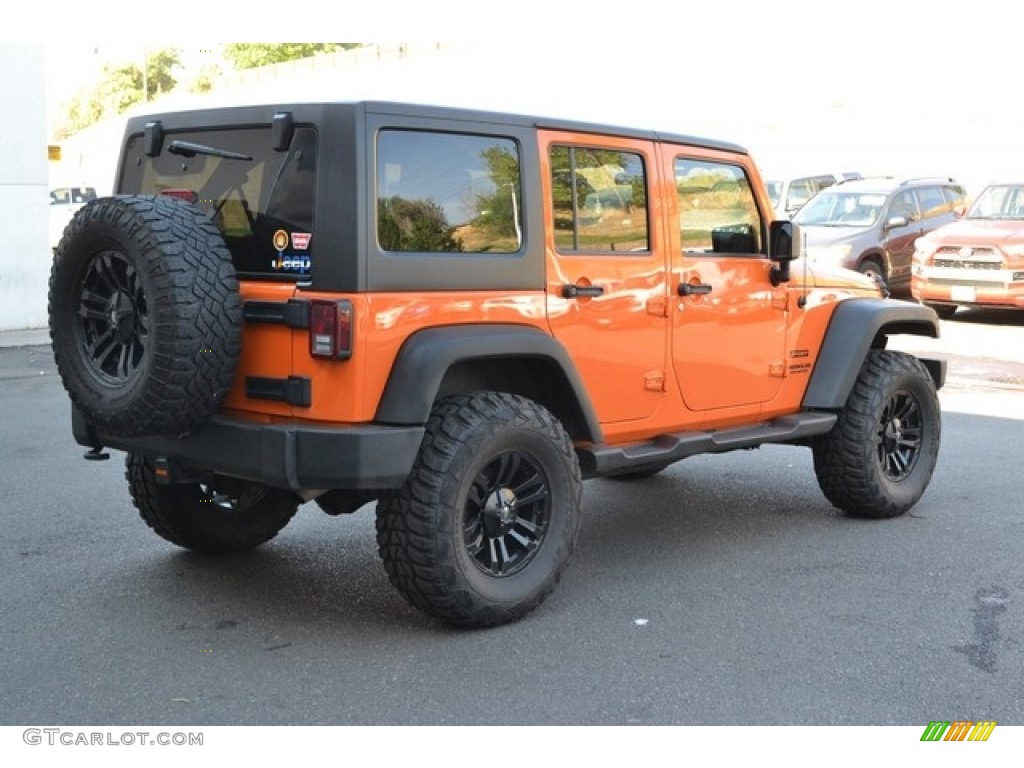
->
[23,0,1024,196]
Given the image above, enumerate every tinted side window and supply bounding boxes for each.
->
[550,146,649,253]
[888,190,919,222]
[675,158,763,254]
[917,186,949,219]
[376,130,522,254]
[941,184,967,213]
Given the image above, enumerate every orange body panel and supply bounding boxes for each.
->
[228,287,549,425]
[228,127,880,447]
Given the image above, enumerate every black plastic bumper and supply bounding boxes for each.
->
[72,407,424,491]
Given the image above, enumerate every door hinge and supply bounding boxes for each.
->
[644,370,666,391]
[646,296,668,317]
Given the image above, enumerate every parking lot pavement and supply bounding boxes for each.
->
[0,327,50,348]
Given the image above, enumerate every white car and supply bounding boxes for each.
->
[764,172,861,219]
[49,186,97,252]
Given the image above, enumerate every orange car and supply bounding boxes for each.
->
[913,182,1024,318]
[48,101,947,627]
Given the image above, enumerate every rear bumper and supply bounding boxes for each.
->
[72,407,424,491]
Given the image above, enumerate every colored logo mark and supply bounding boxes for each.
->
[920,720,996,742]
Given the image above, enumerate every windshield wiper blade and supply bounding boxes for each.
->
[167,140,253,161]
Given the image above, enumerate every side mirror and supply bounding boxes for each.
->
[885,214,909,230]
[769,220,800,286]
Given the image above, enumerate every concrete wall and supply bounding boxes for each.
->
[0,44,49,331]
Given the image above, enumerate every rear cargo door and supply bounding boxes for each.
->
[117,123,321,418]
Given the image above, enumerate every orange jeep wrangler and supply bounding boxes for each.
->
[48,101,946,627]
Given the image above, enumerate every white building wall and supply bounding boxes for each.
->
[0,44,49,331]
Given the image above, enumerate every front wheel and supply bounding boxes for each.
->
[857,258,886,285]
[812,350,940,518]
[126,454,300,554]
[375,392,582,627]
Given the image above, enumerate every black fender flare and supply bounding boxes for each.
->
[374,324,603,442]
[803,299,944,409]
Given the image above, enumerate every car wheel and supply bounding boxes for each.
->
[375,392,582,627]
[48,195,241,437]
[812,350,940,518]
[127,454,300,555]
[857,258,885,284]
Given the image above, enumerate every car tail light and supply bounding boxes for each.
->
[309,300,352,359]
[159,188,198,204]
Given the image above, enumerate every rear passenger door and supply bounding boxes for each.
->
[539,131,669,425]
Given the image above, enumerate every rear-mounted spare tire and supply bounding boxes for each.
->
[48,195,242,437]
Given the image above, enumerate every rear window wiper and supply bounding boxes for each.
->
[167,140,253,161]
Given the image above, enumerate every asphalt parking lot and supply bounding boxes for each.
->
[1,310,1021,731]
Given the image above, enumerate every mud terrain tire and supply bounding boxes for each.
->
[48,195,241,437]
[376,392,583,627]
[126,454,300,555]
[812,350,940,518]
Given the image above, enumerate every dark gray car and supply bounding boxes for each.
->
[793,176,967,294]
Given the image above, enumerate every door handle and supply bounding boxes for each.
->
[562,283,605,299]
[678,282,712,296]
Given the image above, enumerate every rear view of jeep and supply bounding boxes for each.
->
[49,101,946,628]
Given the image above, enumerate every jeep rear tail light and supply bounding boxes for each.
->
[159,188,198,204]
[309,300,352,360]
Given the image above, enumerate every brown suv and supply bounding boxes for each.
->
[48,101,947,627]
[792,176,967,294]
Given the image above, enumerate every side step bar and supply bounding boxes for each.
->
[578,412,837,479]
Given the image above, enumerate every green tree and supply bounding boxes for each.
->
[53,94,104,140]
[378,197,463,252]
[472,146,521,239]
[52,47,181,138]
[223,44,361,70]
[189,64,223,94]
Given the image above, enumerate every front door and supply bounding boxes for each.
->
[667,151,788,413]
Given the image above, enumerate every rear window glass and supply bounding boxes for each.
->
[118,126,318,279]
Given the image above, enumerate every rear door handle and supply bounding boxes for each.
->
[562,283,605,299]
[678,282,712,296]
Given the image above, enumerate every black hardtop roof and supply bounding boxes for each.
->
[122,99,748,156]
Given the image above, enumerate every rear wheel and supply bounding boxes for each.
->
[812,350,940,518]
[126,454,300,554]
[376,392,582,627]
